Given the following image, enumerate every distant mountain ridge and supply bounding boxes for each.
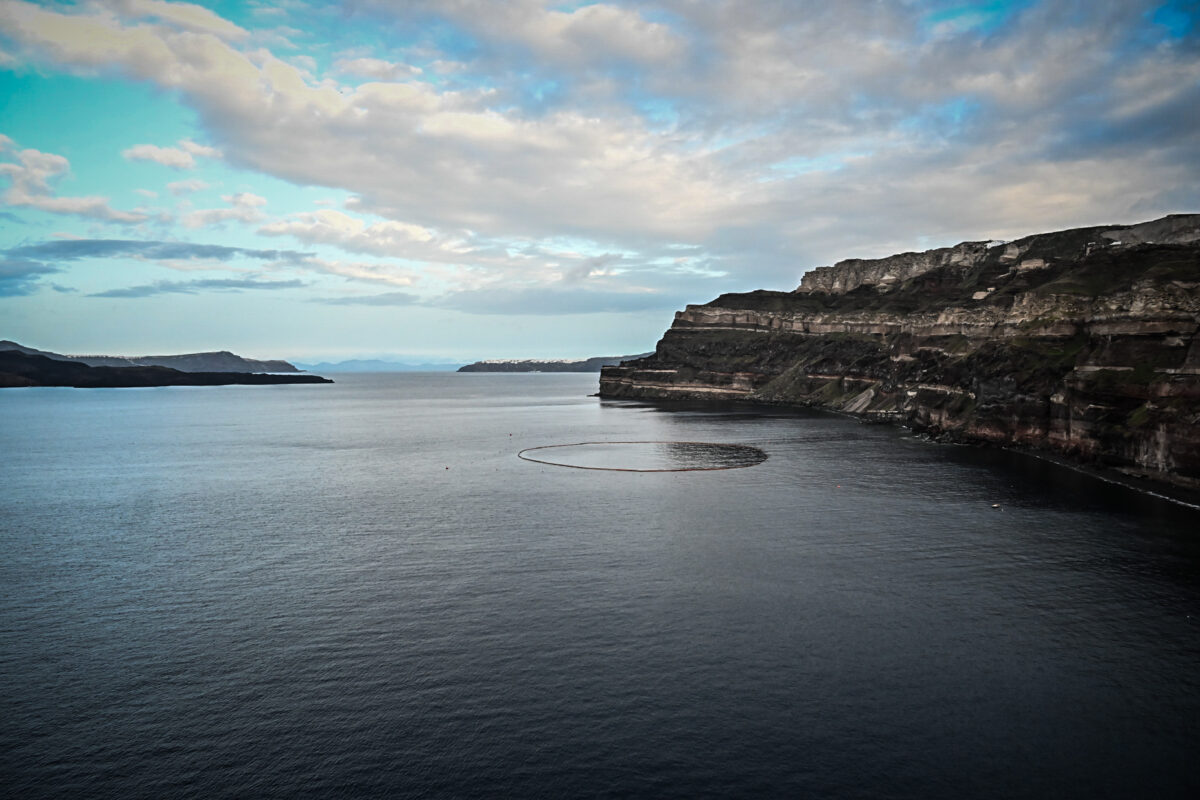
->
[458,353,653,372]
[294,359,464,373]
[0,340,299,373]
[0,350,331,388]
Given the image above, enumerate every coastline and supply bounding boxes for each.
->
[598,390,1200,510]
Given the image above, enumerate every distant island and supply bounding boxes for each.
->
[459,354,653,373]
[0,351,332,388]
[0,340,300,373]
[294,359,464,373]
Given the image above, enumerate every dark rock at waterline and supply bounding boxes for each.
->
[600,214,1200,490]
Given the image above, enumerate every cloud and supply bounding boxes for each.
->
[0,143,148,224]
[89,277,306,298]
[434,287,688,315]
[182,192,268,228]
[301,256,420,287]
[313,284,683,313]
[0,0,735,245]
[259,209,436,255]
[334,57,422,81]
[315,290,421,306]
[561,253,623,283]
[362,1,686,68]
[313,286,682,313]
[3,239,429,296]
[122,138,221,169]
[2,0,1198,298]
[0,257,59,297]
[4,238,310,263]
[167,178,210,195]
[114,0,248,41]
[122,144,195,169]
[179,139,221,159]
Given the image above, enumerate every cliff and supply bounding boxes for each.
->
[0,351,332,388]
[0,340,300,373]
[600,214,1200,490]
[459,353,652,372]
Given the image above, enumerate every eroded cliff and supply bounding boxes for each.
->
[600,215,1200,489]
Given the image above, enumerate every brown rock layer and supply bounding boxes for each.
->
[601,215,1200,489]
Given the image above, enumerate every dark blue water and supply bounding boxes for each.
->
[2,373,1198,798]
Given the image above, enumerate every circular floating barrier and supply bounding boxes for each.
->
[517,440,767,472]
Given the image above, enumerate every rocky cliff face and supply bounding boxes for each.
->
[794,214,1200,296]
[600,215,1200,490]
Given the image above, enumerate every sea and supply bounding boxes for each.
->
[2,372,1198,799]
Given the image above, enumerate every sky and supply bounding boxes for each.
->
[1,0,1198,362]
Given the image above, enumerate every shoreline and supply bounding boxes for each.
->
[597,391,1200,511]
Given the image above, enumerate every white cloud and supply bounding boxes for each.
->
[300,256,421,288]
[0,1,734,243]
[179,138,221,158]
[377,1,686,67]
[259,209,436,255]
[2,0,1197,296]
[0,144,149,224]
[122,138,221,169]
[183,192,268,228]
[167,178,210,195]
[9,194,148,223]
[333,57,422,81]
[122,143,196,168]
[114,0,248,41]
[230,192,266,207]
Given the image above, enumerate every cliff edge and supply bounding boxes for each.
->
[600,214,1200,489]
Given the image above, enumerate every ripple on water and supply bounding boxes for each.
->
[517,441,768,472]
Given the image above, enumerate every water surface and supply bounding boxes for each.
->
[2,373,1198,798]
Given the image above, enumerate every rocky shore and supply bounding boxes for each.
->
[600,215,1200,490]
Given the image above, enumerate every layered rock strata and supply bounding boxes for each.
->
[600,215,1200,489]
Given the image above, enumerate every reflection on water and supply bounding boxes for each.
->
[519,440,768,471]
[4,374,1200,800]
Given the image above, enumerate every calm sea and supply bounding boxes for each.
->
[2,373,1198,799]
